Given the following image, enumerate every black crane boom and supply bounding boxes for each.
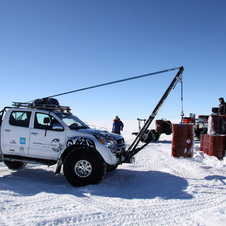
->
[123,66,184,163]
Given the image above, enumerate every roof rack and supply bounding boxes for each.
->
[12,102,71,113]
[12,102,31,108]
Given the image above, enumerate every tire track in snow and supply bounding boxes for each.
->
[1,132,226,225]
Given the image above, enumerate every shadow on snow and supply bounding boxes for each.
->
[0,166,192,200]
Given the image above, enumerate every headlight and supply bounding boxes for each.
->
[99,138,115,148]
[93,132,118,153]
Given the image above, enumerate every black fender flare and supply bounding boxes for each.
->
[55,136,97,174]
[55,144,80,175]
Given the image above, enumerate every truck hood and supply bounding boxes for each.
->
[78,128,122,140]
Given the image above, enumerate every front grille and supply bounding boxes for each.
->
[117,138,125,146]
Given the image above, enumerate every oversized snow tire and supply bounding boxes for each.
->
[152,130,160,141]
[4,160,26,170]
[63,146,107,187]
[141,130,160,143]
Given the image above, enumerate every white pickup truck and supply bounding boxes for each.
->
[0,102,126,187]
[0,67,185,187]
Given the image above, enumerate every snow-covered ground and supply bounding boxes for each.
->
[1,120,226,225]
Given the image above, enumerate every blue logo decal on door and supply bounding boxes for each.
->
[20,138,26,145]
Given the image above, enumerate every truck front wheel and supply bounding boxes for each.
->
[63,146,106,187]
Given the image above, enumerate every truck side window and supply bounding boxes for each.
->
[9,111,31,128]
[34,113,62,131]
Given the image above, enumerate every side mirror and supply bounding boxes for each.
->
[52,123,64,131]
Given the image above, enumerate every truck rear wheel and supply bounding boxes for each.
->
[141,130,160,143]
[63,146,106,187]
[151,130,160,141]
[4,160,26,170]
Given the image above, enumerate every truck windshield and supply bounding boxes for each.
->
[55,113,89,130]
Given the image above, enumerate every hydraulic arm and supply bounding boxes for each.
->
[123,66,184,163]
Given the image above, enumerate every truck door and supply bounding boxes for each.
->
[29,112,65,159]
[2,111,31,155]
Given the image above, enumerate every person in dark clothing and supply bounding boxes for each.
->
[112,116,124,134]
[218,97,226,115]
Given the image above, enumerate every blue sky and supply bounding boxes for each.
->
[1,0,226,121]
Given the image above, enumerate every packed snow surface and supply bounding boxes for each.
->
[1,120,226,225]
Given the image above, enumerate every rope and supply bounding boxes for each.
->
[41,67,180,100]
[180,76,184,123]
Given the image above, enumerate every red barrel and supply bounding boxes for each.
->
[204,134,210,154]
[184,118,194,123]
[209,135,226,159]
[155,120,172,134]
[172,124,194,158]
[200,134,204,152]
[155,120,163,133]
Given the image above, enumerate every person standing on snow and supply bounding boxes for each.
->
[218,97,226,115]
[112,116,124,134]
